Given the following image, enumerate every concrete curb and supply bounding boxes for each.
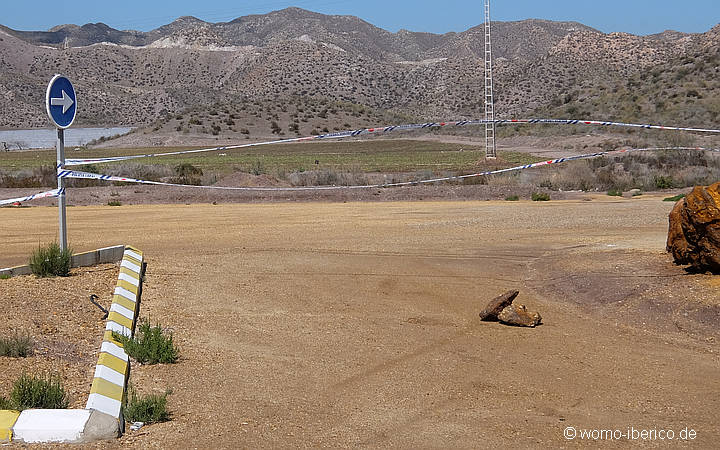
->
[86,246,145,418]
[0,246,146,444]
[0,245,125,277]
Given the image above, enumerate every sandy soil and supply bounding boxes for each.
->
[0,266,118,409]
[1,198,718,448]
[0,184,574,209]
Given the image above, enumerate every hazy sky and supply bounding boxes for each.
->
[3,0,719,35]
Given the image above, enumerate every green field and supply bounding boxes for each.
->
[0,139,540,175]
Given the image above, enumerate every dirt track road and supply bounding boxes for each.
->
[2,198,719,448]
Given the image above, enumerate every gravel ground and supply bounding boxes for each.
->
[0,265,118,409]
[1,198,718,448]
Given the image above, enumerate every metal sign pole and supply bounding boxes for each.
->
[56,128,67,251]
[46,74,76,252]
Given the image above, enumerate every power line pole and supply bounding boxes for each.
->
[484,0,497,159]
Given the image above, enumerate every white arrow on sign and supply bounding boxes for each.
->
[51,90,74,114]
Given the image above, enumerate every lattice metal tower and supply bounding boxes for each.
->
[484,0,497,159]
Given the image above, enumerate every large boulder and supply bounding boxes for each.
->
[667,182,720,273]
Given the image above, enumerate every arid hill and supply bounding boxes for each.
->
[0,7,717,130]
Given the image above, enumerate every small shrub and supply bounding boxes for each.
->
[505,195,520,201]
[107,200,122,207]
[113,319,179,365]
[0,396,13,410]
[250,160,266,176]
[123,385,171,424]
[607,189,623,197]
[654,175,676,190]
[10,373,68,410]
[29,243,72,278]
[0,274,10,280]
[532,192,551,202]
[170,163,203,186]
[0,333,33,357]
[664,194,686,202]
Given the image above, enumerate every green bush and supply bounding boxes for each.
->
[171,163,203,185]
[29,243,72,278]
[250,160,266,176]
[607,189,623,197]
[531,192,551,202]
[10,373,68,410]
[0,333,32,357]
[0,396,13,409]
[664,194,686,202]
[113,319,179,365]
[0,274,10,280]
[123,385,171,424]
[107,200,122,207]
[504,195,520,201]
[654,175,676,190]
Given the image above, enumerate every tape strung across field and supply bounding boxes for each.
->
[0,188,63,206]
[56,146,718,192]
[3,113,720,205]
[64,117,720,166]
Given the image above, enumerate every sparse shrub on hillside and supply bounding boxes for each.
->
[0,333,33,357]
[123,385,171,424]
[29,243,72,278]
[532,192,551,202]
[107,164,172,182]
[113,319,179,365]
[170,163,203,185]
[0,166,56,188]
[249,160,266,176]
[0,396,12,409]
[654,175,676,190]
[9,372,68,410]
[289,169,368,187]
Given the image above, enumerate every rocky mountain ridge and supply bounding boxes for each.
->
[0,8,717,131]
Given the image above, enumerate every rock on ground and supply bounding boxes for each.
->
[498,304,543,328]
[667,182,720,274]
[479,290,519,321]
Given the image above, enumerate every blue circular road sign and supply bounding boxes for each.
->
[46,75,77,129]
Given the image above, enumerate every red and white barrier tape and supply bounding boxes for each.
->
[65,118,720,166]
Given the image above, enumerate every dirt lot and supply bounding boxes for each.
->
[1,197,718,448]
[0,265,118,409]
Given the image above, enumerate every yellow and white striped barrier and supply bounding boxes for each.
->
[0,246,145,443]
[86,246,144,419]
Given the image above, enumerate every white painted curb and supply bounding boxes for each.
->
[0,245,146,443]
[11,409,119,443]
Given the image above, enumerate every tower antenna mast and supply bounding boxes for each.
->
[484,0,497,159]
